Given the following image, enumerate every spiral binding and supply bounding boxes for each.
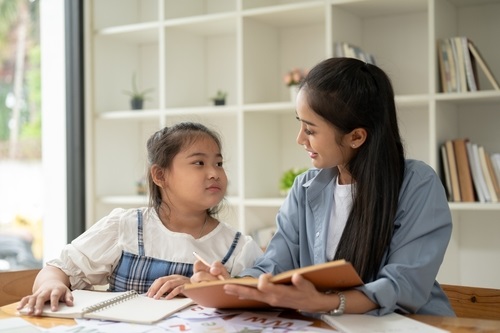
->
[81,290,138,314]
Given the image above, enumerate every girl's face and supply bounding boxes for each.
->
[163,136,227,212]
[295,89,355,174]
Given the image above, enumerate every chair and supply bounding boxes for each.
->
[0,269,39,306]
[441,284,500,320]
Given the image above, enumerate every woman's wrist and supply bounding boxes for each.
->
[322,290,345,315]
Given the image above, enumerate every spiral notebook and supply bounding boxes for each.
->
[19,290,194,324]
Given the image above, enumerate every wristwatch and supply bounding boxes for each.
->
[327,291,346,316]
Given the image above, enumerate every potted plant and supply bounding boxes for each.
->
[283,68,307,102]
[123,73,153,110]
[210,90,227,106]
[279,167,308,196]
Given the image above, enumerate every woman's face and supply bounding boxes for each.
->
[295,89,354,172]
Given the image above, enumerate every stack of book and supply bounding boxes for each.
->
[334,41,376,65]
[440,139,500,203]
[437,36,500,92]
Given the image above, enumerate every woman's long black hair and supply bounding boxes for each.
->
[301,57,405,282]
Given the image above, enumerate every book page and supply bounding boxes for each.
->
[19,290,127,318]
[85,294,194,324]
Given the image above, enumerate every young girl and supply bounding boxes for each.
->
[19,121,262,315]
[192,58,455,317]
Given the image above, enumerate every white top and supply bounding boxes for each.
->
[48,207,263,290]
[326,176,353,260]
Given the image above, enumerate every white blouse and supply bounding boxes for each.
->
[48,207,263,290]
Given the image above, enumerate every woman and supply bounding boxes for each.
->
[192,58,454,317]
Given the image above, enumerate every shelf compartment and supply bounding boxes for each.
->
[164,0,236,20]
[163,17,237,108]
[242,5,326,104]
[92,0,158,30]
[331,0,429,96]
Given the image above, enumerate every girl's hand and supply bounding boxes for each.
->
[147,275,191,300]
[190,259,230,283]
[17,281,73,316]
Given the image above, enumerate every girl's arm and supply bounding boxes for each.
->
[17,265,72,315]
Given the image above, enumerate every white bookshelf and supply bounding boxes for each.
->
[84,0,500,288]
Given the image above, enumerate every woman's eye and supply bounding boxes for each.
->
[217,162,224,167]
[304,128,313,135]
[194,161,204,165]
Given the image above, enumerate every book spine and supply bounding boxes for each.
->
[466,141,485,203]
[460,36,478,91]
[451,37,467,92]
[485,151,500,199]
[437,39,450,92]
[445,140,461,202]
[440,144,452,201]
[478,146,498,202]
[472,143,491,202]
[453,138,475,202]
[468,40,500,90]
[444,39,458,92]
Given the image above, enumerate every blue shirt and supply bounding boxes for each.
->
[241,159,454,316]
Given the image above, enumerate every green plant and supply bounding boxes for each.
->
[123,73,153,101]
[279,167,308,193]
[210,90,227,101]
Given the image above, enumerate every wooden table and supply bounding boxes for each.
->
[2,302,500,332]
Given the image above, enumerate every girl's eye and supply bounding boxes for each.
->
[304,128,313,135]
[194,161,204,166]
[217,162,224,167]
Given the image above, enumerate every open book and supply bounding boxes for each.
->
[19,290,194,324]
[182,259,363,309]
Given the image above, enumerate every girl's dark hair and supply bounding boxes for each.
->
[301,57,405,282]
[146,121,224,217]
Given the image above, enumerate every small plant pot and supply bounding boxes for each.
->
[131,98,144,110]
[213,99,225,106]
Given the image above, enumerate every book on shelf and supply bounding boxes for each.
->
[467,39,500,90]
[182,259,363,309]
[459,36,478,91]
[470,143,491,202]
[478,145,498,202]
[491,154,500,188]
[19,290,194,324]
[466,141,486,203]
[440,144,452,201]
[485,152,500,199]
[444,140,461,202]
[437,39,452,93]
[451,37,467,92]
[452,138,476,202]
[444,39,458,92]
[334,41,376,65]
[437,36,498,92]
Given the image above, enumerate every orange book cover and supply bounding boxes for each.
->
[453,138,475,202]
[182,259,363,309]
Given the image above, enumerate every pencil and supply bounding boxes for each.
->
[192,251,225,280]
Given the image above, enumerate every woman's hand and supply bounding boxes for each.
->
[147,275,191,300]
[224,273,330,313]
[17,280,73,316]
[190,259,230,283]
